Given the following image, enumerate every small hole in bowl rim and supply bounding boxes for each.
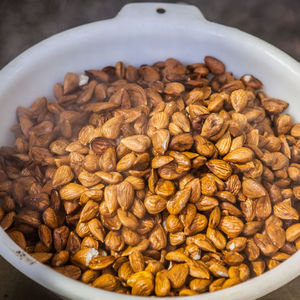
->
[156,8,166,14]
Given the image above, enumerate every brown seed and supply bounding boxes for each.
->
[166,215,184,233]
[151,129,170,155]
[226,237,247,252]
[167,263,189,288]
[8,230,26,250]
[231,89,248,112]
[144,195,167,215]
[262,98,289,115]
[206,159,232,180]
[151,156,174,169]
[190,278,211,292]
[125,176,145,190]
[201,113,224,139]
[223,147,254,163]
[129,250,145,272]
[194,135,215,157]
[201,175,217,196]
[164,82,185,95]
[167,188,191,215]
[206,227,226,250]
[90,137,115,155]
[254,233,278,256]
[79,200,99,222]
[81,237,99,249]
[116,152,136,172]
[118,261,134,282]
[105,231,125,252]
[31,252,53,263]
[117,181,135,210]
[149,225,167,250]
[274,199,299,220]
[188,260,210,279]
[291,123,300,138]
[121,135,151,153]
[169,133,194,152]
[0,211,16,230]
[242,178,266,198]
[63,72,79,94]
[155,271,171,296]
[243,221,264,236]
[102,115,123,139]
[54,265,81,280]
[51,250,69,267]
[127,271,154,296]
[99,147,117,172]
[59,183,87,201]
[185,213,208,235]
[172,112,190,133]
[53,226,69,252]
[150,111,169,129]
[255,195,272,219]
[155,179,175,198]
[52,166,74,187]
[204,56,225,75]
[103,185,118,214]
[72,248,99,266]
[208,261,229,278]
[88,218,105,242]
[38,224,53,248]
[215,131,232,156]
[89,255,115,270]
[117,209,139,230]
[93,274,119,291]
[219,216,244,238]
[286,223,300,242]
[16,209,41,228]
[43,207,58,229]
[265,223,286,249]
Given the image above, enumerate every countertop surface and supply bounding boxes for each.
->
[0,0,300,299]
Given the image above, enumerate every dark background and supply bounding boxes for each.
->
[0,0,300,69]
[0,0,300,299]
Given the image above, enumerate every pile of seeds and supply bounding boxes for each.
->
[0,57,300,296]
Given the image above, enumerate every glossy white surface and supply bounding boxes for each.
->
[0,2,300,300]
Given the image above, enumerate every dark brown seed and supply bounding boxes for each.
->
[90,137,116,155]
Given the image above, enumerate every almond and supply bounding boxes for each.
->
[206,159,232,180]
[121,135,151,153]
[223,147,254,163]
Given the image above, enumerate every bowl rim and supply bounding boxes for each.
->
[0,3,300,300]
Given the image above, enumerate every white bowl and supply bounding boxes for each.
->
[0,3,300,300]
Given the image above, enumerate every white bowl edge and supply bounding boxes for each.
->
[0,3,300,300]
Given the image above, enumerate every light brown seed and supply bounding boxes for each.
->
[121,135,151,153]
[219,216,244,238]
[206,159,232,180]
[127,271,154,296]
[155,271,171,297]
[223,147,254,163]
[93,274,119,291]
[117,181,135,210]
[144,195,167,215]
[286,223,300,242]
[129,250,145,272]
[167,263,189,289]
[274,199,299,220]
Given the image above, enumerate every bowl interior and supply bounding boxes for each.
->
[0,3,300,300]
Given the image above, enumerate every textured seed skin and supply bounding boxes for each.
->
[1,57,299,297]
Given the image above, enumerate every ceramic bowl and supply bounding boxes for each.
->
[0,3,300,300]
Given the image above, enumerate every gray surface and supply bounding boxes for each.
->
[0,0,300,299]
